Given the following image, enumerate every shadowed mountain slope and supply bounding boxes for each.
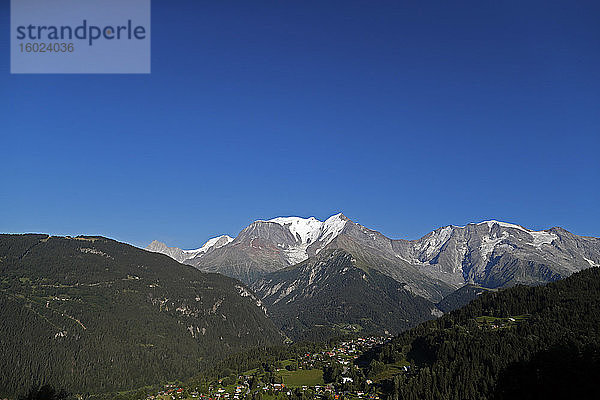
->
[0,234,282,398]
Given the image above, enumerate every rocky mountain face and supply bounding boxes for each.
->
[393,221,600,290]
[0,234,281,397]
[252,249,441,340]
[184,214,349,284]
[320,218,455,301]
[298,218,600,299]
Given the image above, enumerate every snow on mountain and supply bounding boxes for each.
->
[399,220,595,289]
[146,235,233,264]
[478,220,558,250]
[149,214,599,297]
[479,230,510,259]
[416,220,559,265]
[146,214,349,277]
[263,213,348,263]
[267,217,323,245]
[416,226,454,259]
[480,220,527,231]
[319,214,348,250]
[191,235,234,256]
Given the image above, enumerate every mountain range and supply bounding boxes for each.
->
[148,213,600,337]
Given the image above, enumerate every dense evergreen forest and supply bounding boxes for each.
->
[362,267,600,399]
[0,234,282,399]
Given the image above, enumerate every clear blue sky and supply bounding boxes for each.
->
[1,0,599,249]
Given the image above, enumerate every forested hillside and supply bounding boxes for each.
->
[363,267,600,399]
[0,234,282,398]
[253,250,440,341]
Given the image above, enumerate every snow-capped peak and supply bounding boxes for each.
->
[263,214,347,246]
[321,213,347,244]
[268,216,323,244]
[412,220,560,268]
[479,220,528,232]
[474,220,557,254]
[146,235,233,264]
[257,213,348,264]
[183,235,234,255]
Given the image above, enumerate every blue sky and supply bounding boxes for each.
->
[1,0,599,249]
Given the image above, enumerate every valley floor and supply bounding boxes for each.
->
[146,336,396,400]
